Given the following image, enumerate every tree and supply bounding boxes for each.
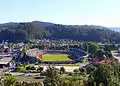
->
[27,42,32,50]
[82,42,88,52]
[105,51,112,57]
[104,45,111,52]
[85,64,97,74]
[43,66,61,86]
[87,42,100,57]
[60,67,65,74]
[104,45,112,57]
[96,49,105,57]
[3,75,17,86]
[19,48,26,58]
[93,61,120,86]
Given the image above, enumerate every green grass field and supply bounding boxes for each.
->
[42,54,71,62]
[111,50,118,53]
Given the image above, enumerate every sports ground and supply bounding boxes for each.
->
[42,54,71,62]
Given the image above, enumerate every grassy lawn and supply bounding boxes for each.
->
[12,75,44,82]
[42,54,71,62]
[111,50,118,53]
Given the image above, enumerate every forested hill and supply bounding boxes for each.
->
[0,21,120,42]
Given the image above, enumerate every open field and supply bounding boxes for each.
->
[13,75,44,83]
[42,54,71,61]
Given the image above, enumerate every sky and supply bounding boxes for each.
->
[0,0,120,27]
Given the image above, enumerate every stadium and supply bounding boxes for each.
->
[26,48,87,64]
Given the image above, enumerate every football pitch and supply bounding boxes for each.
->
[42,54,71,61]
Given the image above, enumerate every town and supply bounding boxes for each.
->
[0,39,120,86]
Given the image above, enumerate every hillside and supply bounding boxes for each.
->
[0,21,120,42]
[108,27,120,32]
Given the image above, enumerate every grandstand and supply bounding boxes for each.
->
[67,48,87,60]
[45,50,68,54]
[26,48,45,60]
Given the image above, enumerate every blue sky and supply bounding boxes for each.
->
[0,0,120,27]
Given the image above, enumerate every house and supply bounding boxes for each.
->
[0,57,13,68]
[91,57,118,65]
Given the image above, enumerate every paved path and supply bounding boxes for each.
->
[39,63,89,72]
[113,56,120,62]
[11,72,40,76]
[41,66,79,72]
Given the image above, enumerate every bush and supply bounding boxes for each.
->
[79,68,86,73]
[25,64,36,73]
[37,66,44,72]
[73,69,79,73]
[14,81,42,86]
[30,66,36,70]
[26,64,36,70]
[68,72,74,76]
[16,66,22,71]
[16,66,27,72]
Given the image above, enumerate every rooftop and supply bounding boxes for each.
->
[0,57,13,65]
